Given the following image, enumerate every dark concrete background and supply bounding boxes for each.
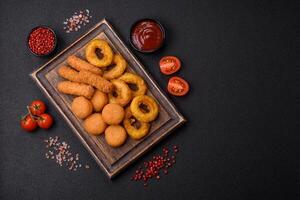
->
[0,0,298,199]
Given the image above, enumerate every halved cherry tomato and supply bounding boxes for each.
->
[21,115,38,132]
[159,56,181,75]
[167,76,190,96]
[29,100,47,115]
[37,113,54,129]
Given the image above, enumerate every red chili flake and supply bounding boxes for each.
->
[131,145,179,186]
[28,27,55,55]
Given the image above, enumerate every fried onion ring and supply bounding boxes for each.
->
[85,39,113,67]
[130,95,159,122]
[103,54,127,80]
[123,107,150,140]
[119,72,147,97]
[109,79,132,106]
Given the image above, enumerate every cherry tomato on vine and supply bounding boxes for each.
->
[29,100,47,115]
[20,115,38,132]
[37,113,53,129]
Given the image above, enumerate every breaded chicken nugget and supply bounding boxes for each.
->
[78,70,113,93]
[57,81,94,99]
[58,65,80,82]
[67,55,103,75]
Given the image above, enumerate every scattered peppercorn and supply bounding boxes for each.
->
[28,27,55,55]
[44,136,90,171]
[63,9,92,33]
[131,144,179,186]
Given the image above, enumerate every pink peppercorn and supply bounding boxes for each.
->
[28,27,56,55]
[131,145,179,186]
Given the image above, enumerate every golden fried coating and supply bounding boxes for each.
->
[105,125,127,147]
[91,90,108,112]
[67,55,103,75]
[78,70,113,93]
[57,81,94,99]
[108,79,132,106]
[123,107,150,140]
[58,65,81,82]
[83,113,107,135]
[102,103,125,125]
[85,39,113,67]
[103,54,127,80]
[71,96,93,119]
[119,72,147,97]
[130,95,159,122]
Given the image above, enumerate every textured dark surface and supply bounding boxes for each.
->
[0,0,298,200]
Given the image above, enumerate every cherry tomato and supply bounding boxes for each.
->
[37,113,54,129]
[20,115,38,132]
[29,100,47,115]
[167,76,190,96]
[159,56,181,75]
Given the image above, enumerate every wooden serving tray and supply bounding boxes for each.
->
[30,19,186,178]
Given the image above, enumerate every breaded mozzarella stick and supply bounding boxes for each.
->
[78,70,113,93]
[57,81,95,99]
[58,65,80,82]
[67,55,103,75]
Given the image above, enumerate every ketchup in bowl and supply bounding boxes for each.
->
[130,19,165,53]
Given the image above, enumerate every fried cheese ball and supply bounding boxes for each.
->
[91,90,108,112]
[103,54,127,80]
[85,39,113,67]
[83,113,107,135]
[102,103,125,125]
[71,96,93,119]
[57,81,94,99]
[105,125,127,147]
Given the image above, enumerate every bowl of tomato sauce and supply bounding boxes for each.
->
[130,19,165,53]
